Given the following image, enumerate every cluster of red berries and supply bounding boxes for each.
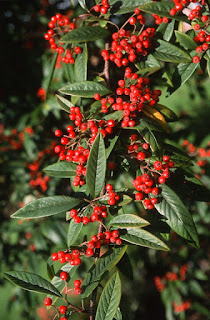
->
[70,205,108,225]
[173,301,191,313]
[169,0,207,17]
[152,14,169,25]
[92,0,110,15]
[132,150,174,209]
[101,24,155,66]
[105,184,120,205]
[52,249,82,266]
[192,30,210,63]
[44,13,82,64]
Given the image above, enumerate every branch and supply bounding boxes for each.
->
[104,42,110,88]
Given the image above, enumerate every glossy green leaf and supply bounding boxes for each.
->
[106,132,120,158]
[78,0,87,10]
[110,0,153,14]
[43,161,76,178]
[176,61,199,86]
[63,62,75,83]
[104,111,124,121]
[120,228,170,251]
[155,184,199,247]
[139,2,188,22]
[175,31,197,50]
[60,26,109,43]
[117,195,133,206]
[109,214,150,228]
[86,133,106,197]
[163,20,175,42]
[11,196,82,219]
[117,252,133,280]
[75,42,88,82]
[141,129,161,154]
[59,81,112,98]
[56,94,74,113]
[114,308,123,320]
[82,246,127,299]
[67,218,83,247]
[95,272,121,320]
[4,271,62,297]
[153,40,191,63]
[136,54,162,75]
[45,52,58,97]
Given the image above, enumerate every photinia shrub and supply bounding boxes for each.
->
[4,1,210,319]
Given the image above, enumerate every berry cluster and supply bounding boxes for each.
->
[44,13,82,64]
[92,0,110,15]
[52,249,82,266]
[105,184,120,205]
[169,0,208,17]
[101,25,155,67]
[192,30,210,63]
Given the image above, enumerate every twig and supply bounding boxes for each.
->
[104,42,110,88]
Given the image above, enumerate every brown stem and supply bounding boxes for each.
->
[104,42,110,88]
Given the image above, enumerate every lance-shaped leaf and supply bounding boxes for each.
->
[45,51,58,97]
[43,161,76,178]
[110,0,154,14]
[109,214,150,228]
[175,31,197,50]
[143,104,168,131]
[95,272,121,320]
[141,128,162,154]
[82,246,127,299]
[163,20,175,42]
[75,42,88,82]
[86,133,106,198]
[59,81,112,98]
[60,26,109,43]
[67,219,83,247]
[78,0,87,10]
[120,228,170,251]
[4,271,62,297]
[11,196,82,219]
[56,95,75,113]
[155,184,199,247]
[154,104,178,122]
[139,2,188,22]
[153,40,191,63]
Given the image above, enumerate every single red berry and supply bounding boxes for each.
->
[44,297,52,306]
[59,306,67,314]
[60,271,68,281]
[129,17,136,25]
[51,252,58,261]
[94,93,101,100]
[158,176,165,184]
[137,151,146,161]
[192,56,200,63]
[75,287,82,295]
[74,280,81,288]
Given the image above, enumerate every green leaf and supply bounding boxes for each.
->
[106,132,120,158]
[176,61,199,86]
[163,20,175,42]
[175,31,197,50]
[155,184,199,247]
[45,52,58,97]
[59,81,112,98]
[4,271,62,297]
[86,133,106,198]
[95,272,121,320]
[82,246,127,299]
[104,111,124,121]
[120,228,170,251]
[153,40,191,63]
[139,2,188,22]
[109,214,150,228]
[117,252,133,280]
[75,42,88,82]
[43,161,76,178]
[11,196,82,219]
[114,308,123,320]
[78,0,87,10]
[63,62,75,83]
[110,0,153,14]
[154,104,178,122]
[117,195,133,206]
[136,54,162,75]
[60,26,109,43]
[56,94,75,113]
[141,129,161,154]
[67,219,83,247]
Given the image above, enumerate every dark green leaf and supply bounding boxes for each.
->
[75,42,88,82]
[117,195,133,206]
[141,129,161,154]
[86,133,106,197]
[104,111,124,121]
[60,26,109,43]
[59,81,112,98]
[116,252,133,280]
[56,94,74,113]
[109,214,150,228]
[139,2,188,22]
[120,228,170,251]
[95,272,121,320]
[155,184,199,247]
[106,132,120,158]
[63,62,75,83]
[78,0,87,10]
[82,246,127,299]
[43,161,76,178]
[11,196,82,219]
[176,61,199,86]
[175,31,197,50]
[163,20,175,42]
[67,219,83,247]
[154,104,178,122]
[153,40,191,63]
[110,0,153,14]
[4,271,62,297]
[45,52,58,97]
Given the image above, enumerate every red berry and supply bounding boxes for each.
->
[129,17,136,25]
[59,306,67,314]
[94,93,101,100]
[75,287,82,295]
[60,271,68,281]
[74,280,81,288]
[192,56,200,64]
[44,297,52,306]
[137,151,146,161]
